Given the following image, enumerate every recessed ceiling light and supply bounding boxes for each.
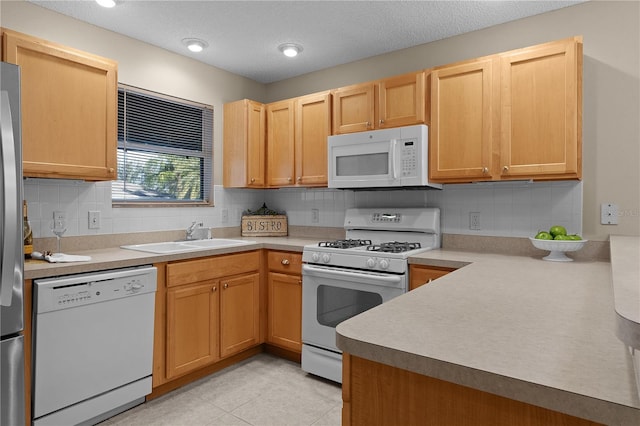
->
[95,0,116,8]
[182,38,209,53]
[278,43,303,58]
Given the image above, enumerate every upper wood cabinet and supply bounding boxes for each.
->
[500,38,582,180]
[430,58,498,181]
[295,91,331,186]
[223,99,266,188]
[267,99,296,186]
[429,36,582,183]
[332,71,426,134]
[1,29,117,181]
[267,91,331,187]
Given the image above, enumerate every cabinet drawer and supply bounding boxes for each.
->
[267,251,302,275]
[167,251,260,287]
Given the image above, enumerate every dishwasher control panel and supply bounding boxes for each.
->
[34,266,157,313]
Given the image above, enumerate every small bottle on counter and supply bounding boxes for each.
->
[23,200,33,258]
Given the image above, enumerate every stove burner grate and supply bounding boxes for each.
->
[318,239,372,249]
[367,241,422,253]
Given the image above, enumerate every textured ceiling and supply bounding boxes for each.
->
[29,0,583,84]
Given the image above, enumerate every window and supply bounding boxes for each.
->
[113,85,213,205]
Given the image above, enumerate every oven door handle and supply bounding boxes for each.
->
[302,264,403,285]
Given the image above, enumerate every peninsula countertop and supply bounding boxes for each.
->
[337,247,640,426]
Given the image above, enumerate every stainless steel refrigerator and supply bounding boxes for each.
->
[1,61,26,426]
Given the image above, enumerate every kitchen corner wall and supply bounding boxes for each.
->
[24,178,581,240]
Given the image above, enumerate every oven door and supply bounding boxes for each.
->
[301,263,406,352]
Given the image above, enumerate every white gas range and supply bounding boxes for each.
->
[301,207,441,383]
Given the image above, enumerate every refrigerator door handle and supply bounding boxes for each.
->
[0,90,20,307]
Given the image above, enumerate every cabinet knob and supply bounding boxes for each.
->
[379,119,385,125]
[287,177,292,182]
[297,176,301,182]
[212,286,217,292]
[482,167,489,174]
[298,280,302,285]
[503,166,509,173]
[223,283,229,289]
[366,121,371,128]
[281,259,290,265]
[250,178,255,183]
[109,168,115,174]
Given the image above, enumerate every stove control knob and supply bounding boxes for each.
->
[379,259,390,270]
[311,252,320,262]
[322,253,331,263]
[366,258,376,268]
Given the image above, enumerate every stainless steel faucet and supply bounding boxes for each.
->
[186,221,203,240]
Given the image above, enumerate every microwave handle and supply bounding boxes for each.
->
[390,139,398,180]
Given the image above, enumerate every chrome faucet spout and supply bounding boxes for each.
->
[186,221,203,240]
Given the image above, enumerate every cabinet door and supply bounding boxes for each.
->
[378,71,426,128]
[223,99,266,188]
[332,83,375,134]
[220,273,260,358]
[166,282,219,379]
[267,272,302,352]
[2,29,117,181]
[267,100,295,186]
[246,101,267,187]
[430,59,497,182]
[500,38,582,179]
[295,92,331,186]
[409,265,455,291]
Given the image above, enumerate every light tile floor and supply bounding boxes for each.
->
[102,353,342,426]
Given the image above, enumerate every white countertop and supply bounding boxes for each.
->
[610,235,640,349]
[337,249,640,425]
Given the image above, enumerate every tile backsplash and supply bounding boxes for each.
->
[24,179,582,239]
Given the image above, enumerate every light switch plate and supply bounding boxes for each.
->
[601,203,619,225]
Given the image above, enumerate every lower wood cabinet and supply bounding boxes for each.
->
[267,251,302,353]
[166,281,219,379]
[220,273,260,358]
[409,264,456,290]
[160,251,261,382]
[342,354,601,426]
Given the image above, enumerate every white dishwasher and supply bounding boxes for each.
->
[32,265,157,426]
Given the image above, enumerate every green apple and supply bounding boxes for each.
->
[535,231,553,240]
[554,234,571,240]
[567,234,582,240]
[549,225,567,237]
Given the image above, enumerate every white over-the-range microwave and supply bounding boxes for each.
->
[327,124,442,190]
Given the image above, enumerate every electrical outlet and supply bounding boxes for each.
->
[53,211,65,222]
[88,211,100,229]
[601,203,619,225]
[311,209,320,223]
[221,208,229,223]
[469,212,481,230]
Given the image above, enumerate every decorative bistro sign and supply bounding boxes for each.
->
[241,215,288,237]
[241,203,288,237]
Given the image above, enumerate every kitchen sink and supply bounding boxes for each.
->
[121,239,255,254]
